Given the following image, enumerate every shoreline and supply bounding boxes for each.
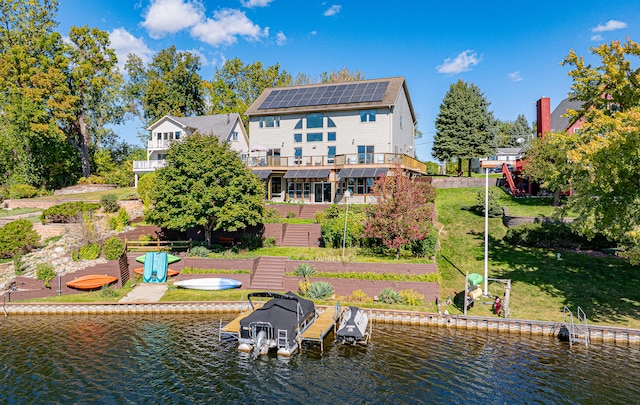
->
[3,301,639,346]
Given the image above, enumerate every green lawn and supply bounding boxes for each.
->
[25,187,138,202]
[436,186,640,328]
[0,208,41,218]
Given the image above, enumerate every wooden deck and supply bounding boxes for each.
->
[301,307,340,343]
[221,310,252,334]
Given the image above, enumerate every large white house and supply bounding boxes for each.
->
[132,113,249,187]
[245,76,427,203]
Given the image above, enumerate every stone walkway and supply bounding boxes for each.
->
[119,283,168,303]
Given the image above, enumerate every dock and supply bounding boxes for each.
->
[221,310,252,334]
[301,306,341,351]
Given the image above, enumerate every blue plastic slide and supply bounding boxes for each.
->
[142,252,169,283]
[142,252,155,283]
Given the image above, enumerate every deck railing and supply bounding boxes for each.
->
[247,153,426,172]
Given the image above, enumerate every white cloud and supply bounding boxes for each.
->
[324,5,341,16]
[191,8,268,46]
[240,0,273,7]
[109,28,154,72]
[141,0,204,39]
[276,31,287,46]
[436,50,481,74]
[310,30,317,36]
[592,19,627,33]
[507,71,522,82]
[591,34,604,41]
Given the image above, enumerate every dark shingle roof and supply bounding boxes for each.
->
[551,98,583,131]
[157,113,240,140]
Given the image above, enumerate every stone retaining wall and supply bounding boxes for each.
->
[3,302,638,345]
[432,177,501,189]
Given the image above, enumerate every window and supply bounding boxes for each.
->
[328,132,336,141]
[271,177,282,194]
[259,116,280,128]
[399,116,403,130]
[157,154,166,160]
[358,145,374,163]
[231,132,238,141]
[294,147,302,164]
[294,133,302,143]
[307,132,323,142]
[328,146,336,163]
[175,131,181,139]
[306,113,323,128]
[294,119,303,129]
[156,133,161,141]
[360,109,376,122]
[327,117,336,128]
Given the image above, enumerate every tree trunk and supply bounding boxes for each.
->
[553,189,561,207]
[457,159,462,176]
[395,247,400,260]
[467,158,472,177]
[78,112,91,178]
[205,220,214,247]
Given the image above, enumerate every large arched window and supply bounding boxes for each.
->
[306,113,324,128]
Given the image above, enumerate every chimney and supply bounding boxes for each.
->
[536,97,550,138]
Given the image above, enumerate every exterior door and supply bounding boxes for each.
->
[314,182,332,203]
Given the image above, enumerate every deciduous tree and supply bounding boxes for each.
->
[145,133,264,246]
[433,80,497,176]
[364,166,437,259]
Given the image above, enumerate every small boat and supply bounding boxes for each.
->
[336,306,371,345]
[237,292,317,357]
[135,253,181,264]
[66,274,118,290]
[133,267,179,277]
[174,278,242,291]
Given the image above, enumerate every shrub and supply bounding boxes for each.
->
[263,237,276,247]
[12,253,25,275]
[263,208,282,223]
[36,263,56,288]
[108,208,130,231]
[189,245,211,258]
[349,289,368,302]
[241,234,263,250]
[138,234,153,242]
[103,237,125,260]
[8,184,38,199]
[286,211,296,219]
[378,287,402,304]
[40,202,101,224]
[399,289,425,306]
[100,193,119,213]
[320,205,367,248]
[306,281,335,300]
[410,228,438,258]
[71,250,81,261]
[137,172,157,210]
[294,263,316,279]
[465,189,503,217]
[79,243,101,260]
[0,219,40,258]
[504,222,614,250]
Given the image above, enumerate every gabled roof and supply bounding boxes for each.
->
[245,76,416,122]
[551,98,583,131]
[148,113,242,140]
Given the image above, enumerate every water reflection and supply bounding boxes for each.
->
[1,314,639,404]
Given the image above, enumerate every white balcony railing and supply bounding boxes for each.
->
[133,160,167,171]
[147,139,176,150]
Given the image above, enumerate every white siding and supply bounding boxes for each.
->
[390,87,415,157]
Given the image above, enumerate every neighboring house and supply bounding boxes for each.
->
[132,113,249,187]
[536,97,584,137]
[244,76,426,204]
[476,147,525,172]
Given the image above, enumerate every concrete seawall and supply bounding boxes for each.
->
[4,302,639,345]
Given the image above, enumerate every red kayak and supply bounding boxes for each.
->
[66,275,118,290]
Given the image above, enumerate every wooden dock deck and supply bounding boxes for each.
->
[301,307,340,344]
[221,310,252,334]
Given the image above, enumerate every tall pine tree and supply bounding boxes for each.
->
[433,80,496,176]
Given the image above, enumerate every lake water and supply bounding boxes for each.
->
[1,314,639,404]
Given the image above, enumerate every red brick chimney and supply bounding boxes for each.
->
[536,97,550,138]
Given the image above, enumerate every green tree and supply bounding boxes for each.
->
[560,38,640,262]
[145,133,265,246]
[125,46,205,128]
[433,80,497,176]
[206,58,291,128]
[364,166,437,259]
[319,66,365,83]
[523,132,574,206]
[509,114,532,146]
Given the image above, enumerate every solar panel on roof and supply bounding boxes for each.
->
[258,80,390,110]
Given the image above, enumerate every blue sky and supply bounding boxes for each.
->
[56,0,640,161]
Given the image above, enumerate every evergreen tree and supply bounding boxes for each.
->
[145,133,265,246]
[508,114,531,147]
[433,80,497,176]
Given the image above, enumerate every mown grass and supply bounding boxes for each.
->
[436,186,640,328]
[0,208,41,217]
[21,281,136,303]
[24,187,138,202]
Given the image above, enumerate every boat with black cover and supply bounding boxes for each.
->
[237,291,318,357]
[335,306,371,345]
